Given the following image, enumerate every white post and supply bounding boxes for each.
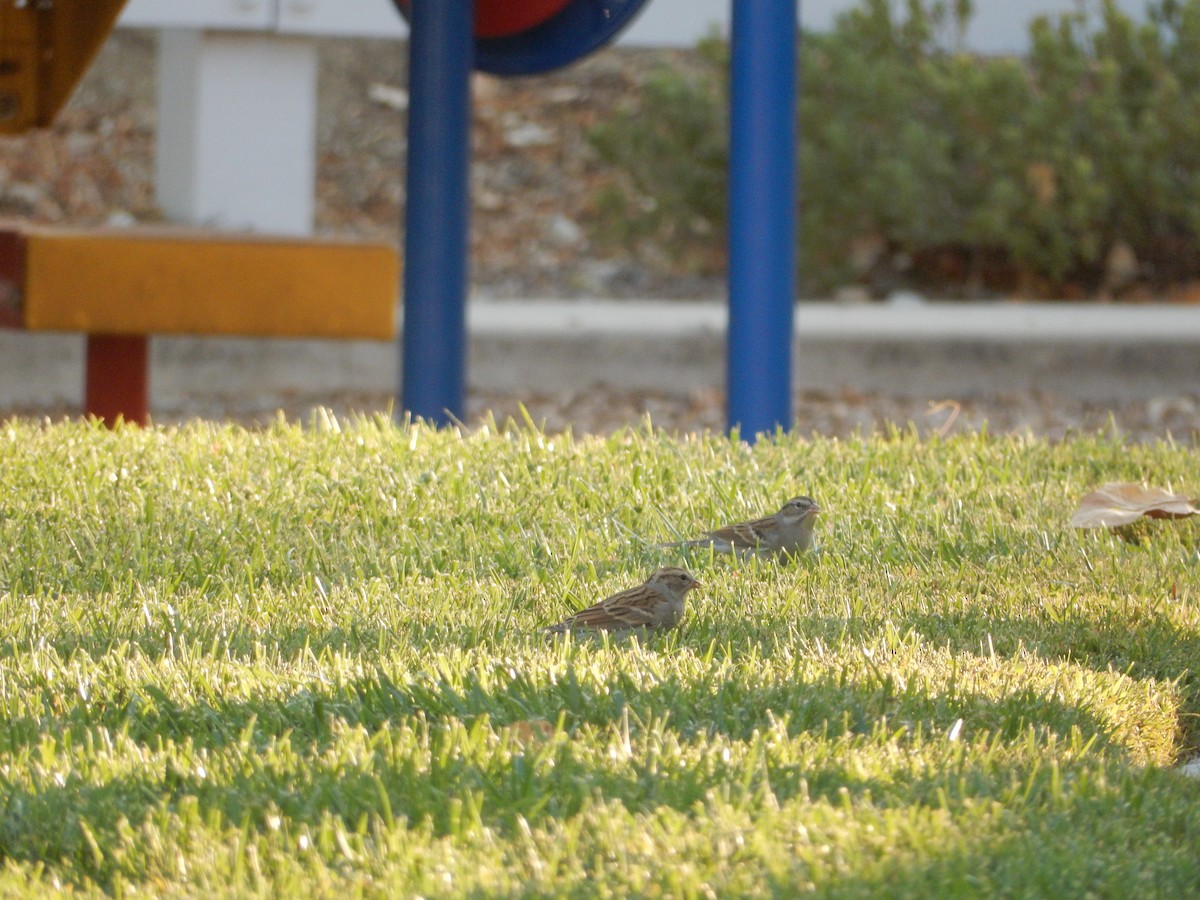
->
[155,29,318,235]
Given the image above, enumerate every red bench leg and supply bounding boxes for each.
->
[85,334,148,426]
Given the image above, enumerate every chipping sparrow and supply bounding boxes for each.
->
[671,496,821,558]
[545,567,701,637]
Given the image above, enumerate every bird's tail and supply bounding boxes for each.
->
[654,539,710,550]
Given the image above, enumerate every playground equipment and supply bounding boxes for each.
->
[0,0,398,426]
[0,0,127,134]
[393,0,658,429]
[396,0,798,438]
[1,0,798,437]
[394,0,651,75]
[727,1,797,438]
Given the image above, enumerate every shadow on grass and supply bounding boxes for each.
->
[0,618,1132,750]
[0,631,1139,892]
[2,616,1197,895]
[898,607,1200,749]
[0,617,522,665]
[4,575,1196,892]
[763,761,1200,896]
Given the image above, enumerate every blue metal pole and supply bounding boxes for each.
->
[400,0,473,425]
[727,0,798,439]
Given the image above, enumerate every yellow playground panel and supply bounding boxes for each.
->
[0,0,130,134]
[17,226,397,339]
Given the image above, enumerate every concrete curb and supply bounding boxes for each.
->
[1,301,1197,413]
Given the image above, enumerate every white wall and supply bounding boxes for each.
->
[121,0,1152,53]
[633,0,1152,53]
[119,0,405,35]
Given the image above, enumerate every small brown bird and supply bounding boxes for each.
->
[672,496,821,558]
[545,567,701,637]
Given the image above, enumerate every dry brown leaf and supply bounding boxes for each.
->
[1071,482,1199,529]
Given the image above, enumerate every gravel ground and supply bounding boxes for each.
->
[1,32,1197,441]
[8,386,1198,445]
[462,386,1200,443]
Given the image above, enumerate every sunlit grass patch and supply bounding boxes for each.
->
[0,414,1198,895]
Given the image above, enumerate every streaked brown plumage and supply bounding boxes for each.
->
[672,496,821,558]
[545,567,701,637]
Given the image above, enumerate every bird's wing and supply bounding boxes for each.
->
[706,515,775,549]
[555,586,666,632]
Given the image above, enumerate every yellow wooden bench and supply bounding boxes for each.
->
[0,224,398,424]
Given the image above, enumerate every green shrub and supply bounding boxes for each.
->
[586,0,1200,297]
[588,39,729,273]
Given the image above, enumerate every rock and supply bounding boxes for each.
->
[1146,395,1197,427]
[475,188,504,212]
[886,290,926,307]
[501,116,555,148]
[545,86,583,104]
[106,209,137,227]
[575,260,624,294]
[545,214,584,247]
[366,82,408,112]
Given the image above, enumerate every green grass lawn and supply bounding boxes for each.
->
[0,414,1198,896]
